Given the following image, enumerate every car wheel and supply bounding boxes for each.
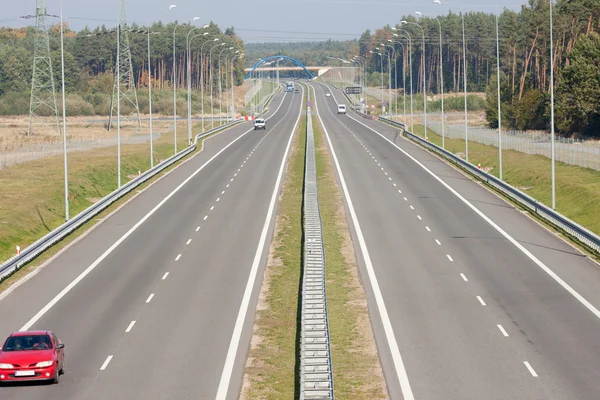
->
[52,370,60,384]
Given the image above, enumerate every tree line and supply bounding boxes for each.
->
[357,0,600,136]
[0,21,245,116]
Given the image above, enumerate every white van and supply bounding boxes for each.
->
[337,104,346,114]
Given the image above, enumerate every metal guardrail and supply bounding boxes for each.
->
[0,119,243,281]
[300,100,334,399]
[378,116,600,253]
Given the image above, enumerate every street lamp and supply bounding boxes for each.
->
[218,46,235,126]
[199,36,217,131]
[402,19,427,137]
[388,40,406,123]
[173,16,199,154]
[429,3,446,148]
[59,0,69,220]
[209,42,226,129]
[381,43,394,116]
[230,53,243,121]
[147,5,176,165]
[393,28,414,130]
[186,23,209,144]
[462,13,468,161]
[549,0,556,209]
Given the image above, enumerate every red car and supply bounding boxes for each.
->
[0,330,65,384]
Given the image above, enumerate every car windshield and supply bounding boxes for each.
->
[2,335,53,351]
[256,119,264,123]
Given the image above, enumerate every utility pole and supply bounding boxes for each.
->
[108,0,141,131]
[28,0,60,136]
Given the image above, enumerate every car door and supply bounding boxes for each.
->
[52,333,64,368]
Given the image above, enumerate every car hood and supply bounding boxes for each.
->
[0,350,55,366]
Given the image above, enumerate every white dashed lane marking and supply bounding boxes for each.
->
[524,362,538,377]
[435,239,441,245]
[162,272,169,280]
[203,215,208,221]
[477,296,487,306]
[497,324,509,337]
[446,255,454,262]
[100,355,113,370]
[145,293,154,303]
[196,226,200,232]
[460,273,468,282]
[125,321,136,333]
[175,254,182,261]
[210,206,215,211]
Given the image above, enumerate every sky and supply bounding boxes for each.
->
[3,0,530,43]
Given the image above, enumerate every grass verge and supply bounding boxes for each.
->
[412,124,600,245]
[312,114,388,399]
[0,121,231,292]
[239,97,306,399]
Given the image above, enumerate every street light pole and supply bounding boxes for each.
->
[210,42,225,129]
[59,0,69,220]
[403,20,426,137]
[496,14,503,180]
[198,36,216,132]
[462,13,469,161]
[117,13,121,188]
[173,17,199,154]
[394,29,413,130]
[431,13,445,149]
[147,29,154,168]
[549,0,556,209]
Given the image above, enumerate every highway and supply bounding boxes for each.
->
[309,82,600,400]
[0,86,303,399]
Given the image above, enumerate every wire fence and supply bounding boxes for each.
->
[389,112,600,172]
[428,121,600,171]
[0,131,163,170]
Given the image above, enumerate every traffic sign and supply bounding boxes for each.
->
[307,100,311,107]
[383,101,387,106]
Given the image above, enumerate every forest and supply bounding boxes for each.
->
[248,0,599,137]
[0,21,245,116]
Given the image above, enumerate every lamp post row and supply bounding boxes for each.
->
[376,0,556,209]
[52,4,243,221]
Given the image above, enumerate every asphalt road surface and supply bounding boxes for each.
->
[311,81,600,400]
[0,86,303,400]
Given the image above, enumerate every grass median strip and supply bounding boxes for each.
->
[412,125,600,239]
[0,122,233,292]
[313,114,388,399]
[240,103,306,399]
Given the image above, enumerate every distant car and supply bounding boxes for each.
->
[295,89,299,94]
[0,331,65,384]
[337,104,346,114]
[325,93,331,97]
[254,118,266,130]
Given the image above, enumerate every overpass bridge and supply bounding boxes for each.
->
[243,55,355,79]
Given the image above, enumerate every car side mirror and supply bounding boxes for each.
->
[56,343,65,349]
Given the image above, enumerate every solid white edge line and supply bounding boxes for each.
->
[344,110,600,321]
[214,84,304,400]
[17,94,293,332]
[477,296,487,306]
[310,82,415,399]
[524,361,538,377]
[497,324,509,337]
[145,293,154,303]
[460,273,468,282]
[125,320,136,332]
[100,355,113,370]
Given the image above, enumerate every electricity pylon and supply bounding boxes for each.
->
[28,0,60,136]
[108,0,141,130]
